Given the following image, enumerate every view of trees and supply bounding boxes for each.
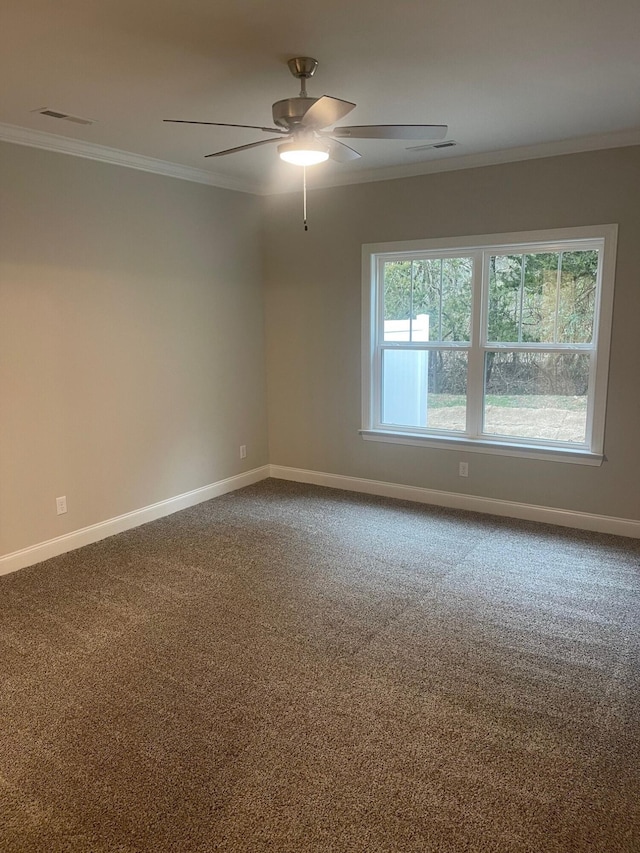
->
[383,257,472,395]
[487,250,597,344]
[383,251,598,398]
[383,257,473,342]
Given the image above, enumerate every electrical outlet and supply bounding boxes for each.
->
[239,445,247,460]
[56,496,67,515]
[459,462,469,478]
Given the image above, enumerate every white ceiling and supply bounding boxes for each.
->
[2,0,640,194]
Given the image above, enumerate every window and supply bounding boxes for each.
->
[361,226,617,464]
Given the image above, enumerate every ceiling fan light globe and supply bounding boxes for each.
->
[278,140,329,166]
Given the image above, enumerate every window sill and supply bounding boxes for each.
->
[359,429,604,466]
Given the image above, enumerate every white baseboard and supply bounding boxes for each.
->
[269,465,640,539]
[3,462,637,578]
[0,465,270,577]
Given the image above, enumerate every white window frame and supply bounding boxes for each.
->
[361,225,618,465]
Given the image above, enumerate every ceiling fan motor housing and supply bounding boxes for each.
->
[272,97,319,130]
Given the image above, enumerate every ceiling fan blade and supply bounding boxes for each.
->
[332,124,448,140]
[300,96,356,129]
[164,120,287,135]
[204,137,284,158]
[328,139,362,162]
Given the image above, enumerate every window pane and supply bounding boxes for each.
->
[383,261,411,341]
[426,351,468,431]
[443,257,473,341]
[384,261,411,341]
[488,250,597,344]
[413,257,472,342]
[522,253,558,341]
[483,352,589,443]
[558,251,597,343]
[382,349,467,432]
[384,257,472,342]
[411,259,439,339]
[488,254,522,342]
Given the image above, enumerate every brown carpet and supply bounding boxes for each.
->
[1,479,639,852]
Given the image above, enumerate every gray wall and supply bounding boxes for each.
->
[2,142,639,560]
[0,143,268,555]
[263,146,640,521]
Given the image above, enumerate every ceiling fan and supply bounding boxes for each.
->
[164,57,448,167]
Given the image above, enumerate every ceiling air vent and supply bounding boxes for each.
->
[407,140,457,152]
[33,108,95,126]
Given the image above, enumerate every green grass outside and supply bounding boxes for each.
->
[429,394,587,411]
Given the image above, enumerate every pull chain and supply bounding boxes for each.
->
[303,166,308,231]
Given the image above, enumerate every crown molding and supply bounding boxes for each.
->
[2,121,639,198]
[0,122,263,195]
[264,127,640,194]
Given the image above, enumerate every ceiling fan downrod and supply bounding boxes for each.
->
[287,57,319,98]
